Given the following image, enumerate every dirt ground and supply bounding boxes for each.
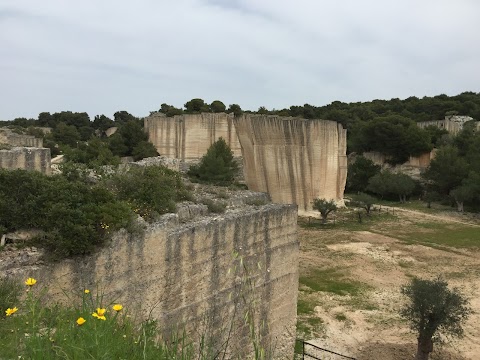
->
[298,209,480,360]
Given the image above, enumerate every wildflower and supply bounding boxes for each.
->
[96,308,106,316]
[5,307,18,316]
[112,304,123,312]
[92,308,107,320]
[76,317,86,326]
[25,278,37,286]
[84,289,90,294]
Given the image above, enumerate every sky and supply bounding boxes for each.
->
[1,0,479,120]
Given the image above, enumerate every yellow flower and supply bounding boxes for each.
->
[96,308,106,316]
[92,308,107,320]
[112,304,123,312]
[25,278,37,286]
[76,317,86,326]
[84,289,90,294]
[5,307,18,316]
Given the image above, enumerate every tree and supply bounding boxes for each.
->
[401,277,471,360]
[350,193,376,215]
[159,103,183,117]
[312,198,337,224]
[210,100,226,113]
[184,98,209,113]
[188,137,238,185]
[227,104,243,117]
[132,141,159,161]
[422,146,469,196]
[367,170,415,202]
[346,156,381,192]
[52,123,81,147]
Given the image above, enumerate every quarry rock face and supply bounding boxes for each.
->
[144,112,242,160]
[17,204,299,359]
[234,115,347,213]
[145,113,347,213]
[0,147,51,174]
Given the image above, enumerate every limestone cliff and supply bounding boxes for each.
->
[234,115,347,212]
[24,204,298,359]
[0,147,51,174]
[144,112,242,160]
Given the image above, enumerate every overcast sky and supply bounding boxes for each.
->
[1,0,479,120]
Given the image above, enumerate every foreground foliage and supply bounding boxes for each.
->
[0,277,240,359]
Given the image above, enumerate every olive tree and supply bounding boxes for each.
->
[401,277,471,360]
[312,198,337,224]
[350,192,376,216]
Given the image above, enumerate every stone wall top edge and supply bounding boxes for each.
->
[146,112,345,128]
[147,203,297,235]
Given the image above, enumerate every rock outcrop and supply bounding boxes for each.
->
[145,112,242,160]
[0,128,51,174]
[417,115,479,135]
[0,147,51,174]
[234,115,347,213]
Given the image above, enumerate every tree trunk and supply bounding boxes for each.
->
[456,201,464,212]
[415,337,433,360]
[321,214,327,224]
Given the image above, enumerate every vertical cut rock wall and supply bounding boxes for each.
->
[0,147,51,174]
[144,113,242,160]
[36,204,299,359]
[234,115,347,212]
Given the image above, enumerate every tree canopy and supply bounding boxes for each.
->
[401,277,471,360]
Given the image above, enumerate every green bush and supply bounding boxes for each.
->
[188,138,238,186]
[106,166,192,220]
[0,169,134,258]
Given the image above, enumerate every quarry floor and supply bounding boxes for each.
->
[297,205,480,360]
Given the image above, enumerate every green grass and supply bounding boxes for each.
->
[374,221,480,249]
[300,268,365,296]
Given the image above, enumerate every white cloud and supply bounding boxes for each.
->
[0,0,479,119]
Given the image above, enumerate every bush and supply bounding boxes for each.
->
[0,169,134,258]
[107,166,192,220]
[188,138,238,186]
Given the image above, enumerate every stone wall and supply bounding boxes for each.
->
[144,113,242,160]
[234,115,347,213]
[29,204,298,359]
[0,147,51,174]
[361,150,436,179]
[417,115,479,135]
[0,128,43,148]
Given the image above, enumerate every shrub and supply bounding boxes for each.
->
[188,138,238,186]
[0,169,134,258]
[107,166,192,220]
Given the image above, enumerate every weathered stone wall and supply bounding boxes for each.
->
[417,116,479,135]
[234,115,347,213]
[361,150,436,179]
[0,128,43,148]
[31,204,298,359]
[0,147,51,174]
[144,113,242,160]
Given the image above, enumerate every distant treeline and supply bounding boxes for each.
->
[0,111,158,165]
[1,92,479,164]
